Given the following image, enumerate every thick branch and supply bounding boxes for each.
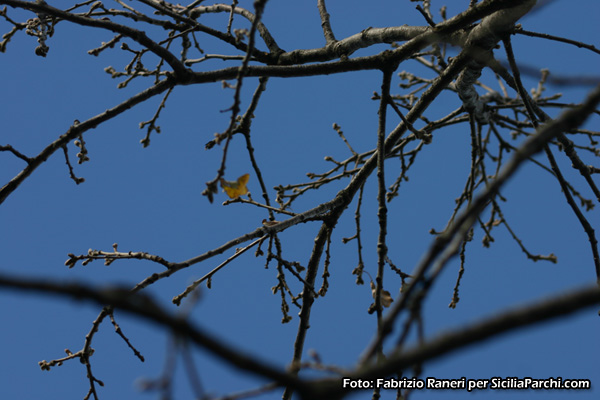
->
[281,48,472,400]
[313,285,600,399]
[362,82,600,361]
[317,0,336,45]
[0,272,308,393]
[375,69,393,333]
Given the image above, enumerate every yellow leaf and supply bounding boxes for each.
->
[220,173,249,199]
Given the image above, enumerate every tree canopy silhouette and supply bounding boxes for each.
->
[1,1,599,399]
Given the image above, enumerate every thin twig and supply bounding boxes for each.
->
[514,27,600,56]
[173,236,267,305]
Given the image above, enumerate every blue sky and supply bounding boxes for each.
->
[1,1,599,399]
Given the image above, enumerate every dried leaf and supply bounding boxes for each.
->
[370,281,394,307]
[380,290,394,307]
[262,219,280,227]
